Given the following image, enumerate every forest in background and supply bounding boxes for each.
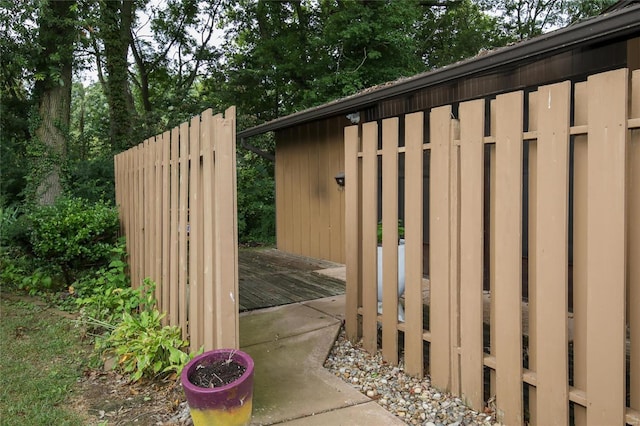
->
[1,0,616,243]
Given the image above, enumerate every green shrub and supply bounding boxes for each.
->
[0,204,20,247]
[65,156,115,204]
[26,197,119,286]
[100,308,192,382]
[74,241,153,331]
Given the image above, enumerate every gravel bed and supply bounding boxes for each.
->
[324,329,498,426]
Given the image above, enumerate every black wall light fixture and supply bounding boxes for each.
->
[335,171,345,187]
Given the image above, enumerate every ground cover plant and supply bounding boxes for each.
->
[0,197,197,423]
[0,297,90,425]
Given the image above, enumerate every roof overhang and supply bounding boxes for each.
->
[238,4,640,139]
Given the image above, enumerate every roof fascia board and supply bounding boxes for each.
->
[238,4,640,139]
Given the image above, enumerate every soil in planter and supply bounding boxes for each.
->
[189,360,247,388]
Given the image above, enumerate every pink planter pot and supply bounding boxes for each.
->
[181,349,254,426]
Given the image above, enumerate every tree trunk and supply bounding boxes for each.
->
[101,0,138,151]
[32,0,76,205]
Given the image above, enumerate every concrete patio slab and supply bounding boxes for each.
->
[239,298,403,425]
[302,294,346,321]
[277,401,405,426]
[239,302,341,347]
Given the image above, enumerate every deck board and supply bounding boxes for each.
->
[239,248,345,311]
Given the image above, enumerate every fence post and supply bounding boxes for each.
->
[213,106,239,349]
[361,122,379,354]
[381,117,399,365]
[535,81,571,424]
[494,90,524,425]
[458,99,485,411]
[344,125,361,342]
[629,68,640,420]
[585,68,627,426]
[404,111,424,377]
[430,105,453,391]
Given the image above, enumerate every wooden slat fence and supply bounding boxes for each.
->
[114,107,239,352]
[344,68,640,425]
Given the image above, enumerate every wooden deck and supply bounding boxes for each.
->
[238,248,346,311]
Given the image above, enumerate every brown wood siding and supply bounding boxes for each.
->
[275,115,348,263]
[364,39,631,122]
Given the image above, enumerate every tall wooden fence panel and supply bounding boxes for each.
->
[344,68,640,425]
[114,107,239,352]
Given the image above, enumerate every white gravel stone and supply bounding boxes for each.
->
[324,329,497,425]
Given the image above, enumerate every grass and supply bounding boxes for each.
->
[0,296,90,425]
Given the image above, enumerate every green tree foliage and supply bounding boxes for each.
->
[310,0,425,102]
[481,0,618,41]
[0,1,37,206]
[223,0,428,121]
[69,82,111,160]
[1,0,617,244]
[417,0,508,69]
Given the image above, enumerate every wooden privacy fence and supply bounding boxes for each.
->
[114,107,239,352]
[344,68,640,425]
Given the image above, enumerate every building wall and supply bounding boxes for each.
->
[273,36,639,264]
[275,115,350,263]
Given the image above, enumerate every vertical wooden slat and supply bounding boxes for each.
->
[572,81,588,426]
[317,124,331,259]
[381,117,399,365]
[291,127,302,255]
[299,125,311,258]
[535,81,571,425]
[404,111,424,377]
[154,136,163,299]
[329,121,345,262]
[362,121,379,354]
[169,127,180,325]
[178,122,189,339]
[143,139,152,281]
[201,109,215,351]
[586,68,628,425]
[129,148,136,286]
[430,105,452,390]
[213,107,238,349]
[144,139,152,287]
[127,149,134,252]
[494,90,524,425]
[630,69,640,414]
[527,90,538,426]
[161,130,171,319]
[126,148,135,285]
[344,125,360,341]
[308,121,321,260]
[459,99,485,411]
[114,153,120,217]
[449,119,461,396]
[274,133,284,253]
[188,114,203,352]
[489,100,497,401]
[136,143,145,289]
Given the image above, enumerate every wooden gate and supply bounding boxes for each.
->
[114,107,238,352]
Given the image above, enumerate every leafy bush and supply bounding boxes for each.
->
[74,241,155,331]
[26,197,119,286]
[65,156,115,204]
[0,252,30,288]
[100,308,192,382]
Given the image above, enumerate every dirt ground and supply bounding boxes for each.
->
[71,368,192,425]
[5,292,193,425]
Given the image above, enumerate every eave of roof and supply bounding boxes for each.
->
[237,3,640,139]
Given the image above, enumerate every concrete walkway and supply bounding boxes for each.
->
[239,295,404,426]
